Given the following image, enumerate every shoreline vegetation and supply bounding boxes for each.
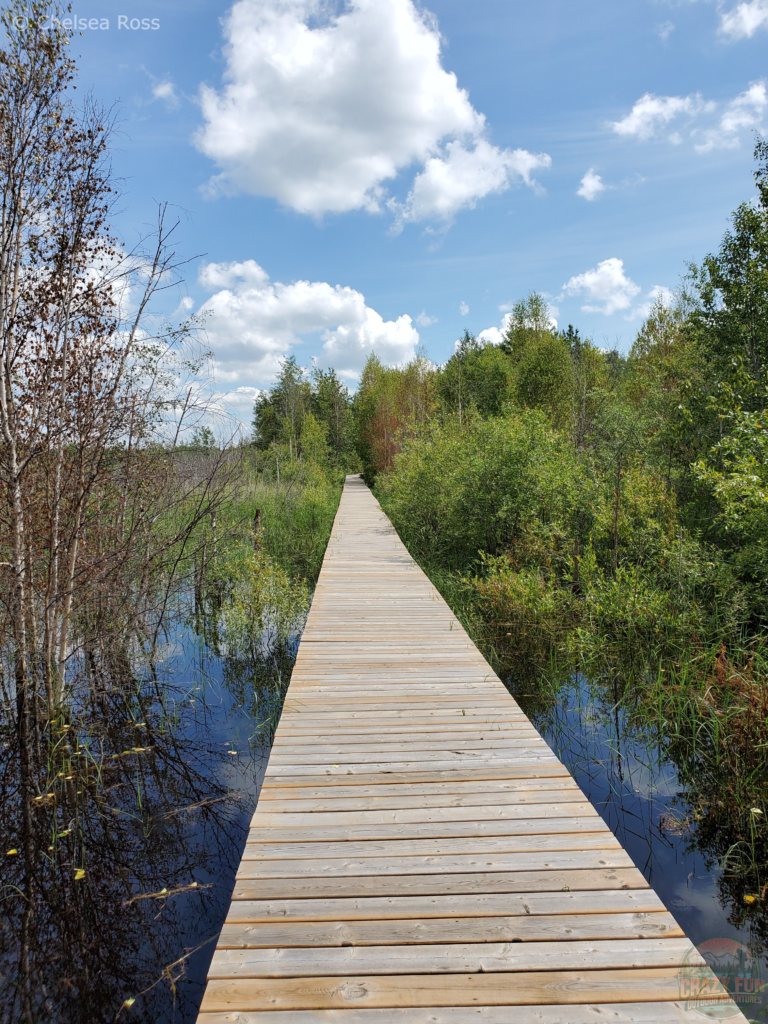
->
[3,1,768,1018]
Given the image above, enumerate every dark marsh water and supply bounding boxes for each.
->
[0,625,270,1024]
[508,670,768,1023]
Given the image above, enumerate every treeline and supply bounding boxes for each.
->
[253,138,768,688]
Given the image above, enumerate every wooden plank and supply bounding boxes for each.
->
[258,778,581,802]
[265,758,562,777]
[209,939,696,978]
[260,766,569,787]
[242,833,619,861]
[249,803,601,828]
[230,868,651,900]
[216,914,684,949]
[243,818,614,844]
[195,1004,741,1024]
[198,969,728,1012]
[235,850,635,879]
[224,888,668,922]
[256,788,586,811]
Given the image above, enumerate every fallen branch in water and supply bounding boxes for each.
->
[159,792,244,819]
[122,881,211,906]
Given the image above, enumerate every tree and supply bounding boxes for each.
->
[438,332,514,421]
[500,292,554,361]
[514,333,573,430]
[353,352,438,482]
[252,356,312,452]
[0,10,225,1016]
[692,136,768,397]
[312,366,353,465]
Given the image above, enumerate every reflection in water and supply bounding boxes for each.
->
[0,625,275,1024]
[508,669,768,1021]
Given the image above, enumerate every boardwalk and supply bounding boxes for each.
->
[198,475,746,1023]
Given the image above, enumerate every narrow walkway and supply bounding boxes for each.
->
[198,475,745,1023]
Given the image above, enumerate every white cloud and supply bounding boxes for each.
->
[478,312,512,346]
[563,258,642,316]
[656,21,675,42]
[198,259,419,384]
[563,259,673,320]
[195,0,549,227]
[720,0,768,39]
[459,301,469,316]
[415,310,437,326]
[695,81,768,151]
[323,309,419,376]
[577,168,606,201]
[391,140,551,228]
[611,93,708,140]
[212,386,262,418]
[610,81,765,151]
[152,79,180,109]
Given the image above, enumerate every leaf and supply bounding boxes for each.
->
[123,997,135,1009]
[6,849,17,856]
[74,868,85,880]
[745,894,758,904]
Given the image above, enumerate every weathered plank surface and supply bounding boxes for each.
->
[197,475,745,1021]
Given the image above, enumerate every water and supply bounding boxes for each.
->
[0,626,272,1024]
[508,670,768,1022]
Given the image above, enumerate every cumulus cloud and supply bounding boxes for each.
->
[478,313,511,346]
[610,81,765,150]
[415,311,437,326]
[391,141,551,228]
[611,93,709,140]
[198,259,419,383]
[196,0,549,226]
[563,258,642,316]
[720,0,768,39]
[562,258,672,319]
[695,81,768,151]
[459,301,469,316]
[577,168,606,201]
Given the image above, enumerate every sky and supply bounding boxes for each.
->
[61,0,768,418]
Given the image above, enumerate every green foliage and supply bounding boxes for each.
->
[221,550,309,661]
[378,411,590,570]
[253,356,312,449]
[313,367,354,464]
[437,331,514,420]
[694,375,768,589]
[253,357,355,467]
[353,352,437,483]
[184,425,217,451]
[500,292,555,361]
[469,557,578,663]
[514,331,573,429]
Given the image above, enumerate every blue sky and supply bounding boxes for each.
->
[65,0,767,414]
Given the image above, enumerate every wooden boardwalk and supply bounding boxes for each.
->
[198,475,746,1023]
